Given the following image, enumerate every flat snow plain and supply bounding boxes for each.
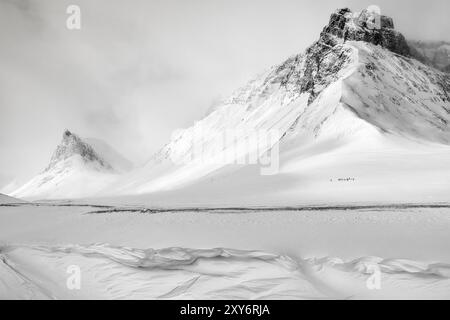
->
[1,203,449,299]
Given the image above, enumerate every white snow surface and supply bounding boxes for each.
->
[10,155,119,200]
[1,204,449,299]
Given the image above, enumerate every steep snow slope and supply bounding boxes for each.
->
[103,8,450,204]
[340,42,450,143]
[11,131,125,200]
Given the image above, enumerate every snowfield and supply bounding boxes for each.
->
[1,203,450,300]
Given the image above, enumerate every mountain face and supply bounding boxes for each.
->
[409,41,450,72]
[11,130,130,200]
[106,8,450,205]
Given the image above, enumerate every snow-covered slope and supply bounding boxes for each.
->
[10,130,128,200]
[101,8,450,204]
[0,193,25,204]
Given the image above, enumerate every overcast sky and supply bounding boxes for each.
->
[1,0,449,187]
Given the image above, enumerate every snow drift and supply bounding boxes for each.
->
[1,243,449,300]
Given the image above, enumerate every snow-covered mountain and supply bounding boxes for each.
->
[101,7,450,205]
[10,8,450,205]
[11,130,130,200]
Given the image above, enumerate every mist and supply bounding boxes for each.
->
[1,0,449,185]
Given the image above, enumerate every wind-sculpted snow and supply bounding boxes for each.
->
[1,244,449,299]
[0,244,323,299]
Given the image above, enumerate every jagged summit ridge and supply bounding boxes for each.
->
[321,8,410,56]
[46,130,112,171]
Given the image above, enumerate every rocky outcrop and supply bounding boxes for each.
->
[320,8,410,56]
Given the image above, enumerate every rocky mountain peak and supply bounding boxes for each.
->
[320,7,410,56]
[46,130,112,171]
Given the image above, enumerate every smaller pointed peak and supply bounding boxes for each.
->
[46,130,113,172]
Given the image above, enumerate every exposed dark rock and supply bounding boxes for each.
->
[321,8,410,56]
[225,7,447,110]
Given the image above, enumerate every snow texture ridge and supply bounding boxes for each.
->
[1,243,449,300]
